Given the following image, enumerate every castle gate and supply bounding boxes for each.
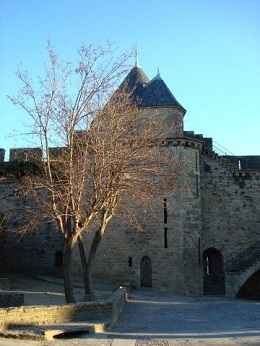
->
[203,248,225,295]
[140,256,152,288]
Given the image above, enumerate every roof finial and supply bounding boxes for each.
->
[152,66,161,80]
[135,49,139,67]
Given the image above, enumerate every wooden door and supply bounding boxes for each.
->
[140,256,152,288]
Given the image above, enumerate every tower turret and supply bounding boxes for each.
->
[117,65,186,136]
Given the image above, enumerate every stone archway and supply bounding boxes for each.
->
[236,269,260,300]
[225,261,260,298]
[140,256,152,288]
[203,248,225,295]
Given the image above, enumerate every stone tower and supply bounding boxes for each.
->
[73,64,205,295]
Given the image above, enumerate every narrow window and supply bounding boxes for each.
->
[55,250,63,267]
[198,237,201,264]
[128,257,132,267]
[206,256,210,275]
[195,151,198,171]
[196,175,199,196]
[164,227,168,248]
[204,164,211,172]
[163,198,167,224]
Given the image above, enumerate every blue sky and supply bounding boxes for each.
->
[1,0,259,158]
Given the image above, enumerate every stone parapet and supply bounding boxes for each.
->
[203,148,260,176]
[163,136,204,150]
[184,131,213,150]
[9,148,42,162]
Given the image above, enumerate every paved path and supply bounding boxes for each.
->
[107,290,260,345]
[108,290,260,339]
[0,290,259,345]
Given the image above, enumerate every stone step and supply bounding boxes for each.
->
[39,321,109,340]
[3,321,110,341]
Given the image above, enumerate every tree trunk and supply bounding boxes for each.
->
[63,236,76,303]
[84,224,105,293]
[78,234,93,296]
[78,224,106,297]
[78,211,112,299]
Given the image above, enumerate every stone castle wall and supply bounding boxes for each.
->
[72,143,204,295]
[143,107,184,136]
[0,142,259,297]
[200,152,260,262]
[0,177,63,275]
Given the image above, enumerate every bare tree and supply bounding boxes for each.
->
[8,42,179,302]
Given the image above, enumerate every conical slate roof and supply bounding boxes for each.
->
[123,66,150,91]
[117,65,185,111]
[140,73,185,110]
[117,66,150,104]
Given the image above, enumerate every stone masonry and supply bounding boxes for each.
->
[0,64,259,299]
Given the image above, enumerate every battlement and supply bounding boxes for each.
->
[184,131,213,150]
[0,147,69,163]
[223,155,260,170]
[0,148,43,163]
[9,147,42,162]
[1,143,260,171]
[184,131,260,171]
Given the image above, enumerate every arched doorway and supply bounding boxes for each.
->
[203,248,225,295]
[236,269,260,300]
[140,256,152,288]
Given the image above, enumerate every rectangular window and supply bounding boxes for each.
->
[128,257,133,267]
[163,198,167,224]
[195,151,198,171]
[164,227,168,248]
[196,175,199,196]
[198,237,201,264]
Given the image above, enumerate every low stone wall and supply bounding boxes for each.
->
[0,288,126,331]
[107,287,127,325]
